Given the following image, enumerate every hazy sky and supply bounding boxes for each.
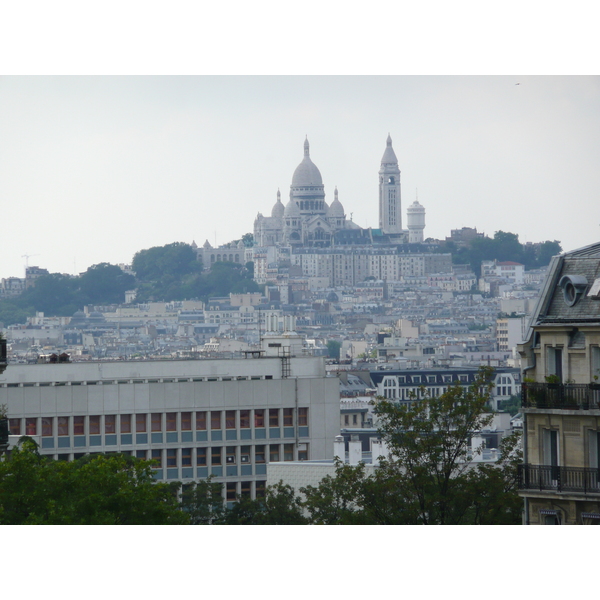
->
[1,75,598,279]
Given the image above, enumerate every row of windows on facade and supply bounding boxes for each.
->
[2,375,275,387]
[42,444,307,466]
[9,408,309,437]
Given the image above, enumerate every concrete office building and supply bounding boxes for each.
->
[2,334,340,503]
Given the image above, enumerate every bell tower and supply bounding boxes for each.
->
[378,134,401,234]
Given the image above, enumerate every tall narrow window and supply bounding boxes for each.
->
[283,408,293,427]
[151,413,162,432]
[241,446,251,463]
[197,448,207,466]
[57,417,69,436]
[74,416,85,435]
[212,447,222,465]
[284,444,294,461]
[226,446,236,464]
[543,429,559,481]
[42,417,53,437]
[547,347,563,381]
[269,444,280,462]
[225,411,236,429]
[211,411,221,430]
[255,445,265,463]
[105,415,116,434]
[26,418,37,435]
[121,414,131,434]
[269,409,279,427]
[166,413,177,432]
[89,416,101,435]
[241,481,251,498]
[298,408,308,426]
[254,409,265,428]
[181,412,192,431]
[167,449,177,467]
[136,414,147,433]
[240,410,250,429]
[182,448,192,467]
[9,419,21,435]
[151,449,162,468]
[226,482,237,502]
[196,411,207,431]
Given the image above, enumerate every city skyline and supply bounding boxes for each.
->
[1,76,598,280]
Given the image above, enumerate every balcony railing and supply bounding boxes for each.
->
[521,382,600,410]
[518,464,600,494]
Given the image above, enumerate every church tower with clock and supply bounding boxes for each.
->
[378,134,402,234]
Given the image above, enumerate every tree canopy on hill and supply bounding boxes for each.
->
[438,231,561,275]
[0,242,260,325]
[0,264,136,325]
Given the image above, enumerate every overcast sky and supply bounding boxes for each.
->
[0,75,598,279]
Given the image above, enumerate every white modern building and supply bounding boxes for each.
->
[2,335,340,503]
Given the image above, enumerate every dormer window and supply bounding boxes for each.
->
[559,275,588,307]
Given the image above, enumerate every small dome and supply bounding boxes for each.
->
[203,239,212,249]
[237,240,245,249]
[284,199,301,217]
[328,187,344,218]
[291,138,323,187]
[271,191,285,218]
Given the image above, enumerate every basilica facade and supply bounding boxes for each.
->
[253,135,425,249]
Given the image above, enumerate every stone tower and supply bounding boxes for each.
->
[407,196,426,243]
[378,134,401,234]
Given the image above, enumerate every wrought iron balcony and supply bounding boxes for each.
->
[521,382,600,410]
[518,464,600,494]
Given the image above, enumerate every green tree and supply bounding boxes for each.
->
[536,240,562,267]
[180,477,226,524]
[372,368,497,524]
[221,482,307,525]
[301,462,373,524]
[79,263,135,305]
[0,439,188,524]
[327,340,341,359]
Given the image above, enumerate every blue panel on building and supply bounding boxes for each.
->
[284,427,295,438]
[241,429,252,440]
[298,427,309,437]
[269,428,280,439]
[182,467,194,479]
[255,464,267,475]
[167,468,179,480]
[153,469,163,480]
[89,435,102,446]
[105,435,117,446]
[151,433,163,444]
[120,434,133,445]
[74,436,86,447]
[181,431,193,443]
[41,437,54,449]
[167,432,178,443]
[211,466,223,477]
[226,430,237,441]
[58,437,71,448]
[197,467,209,478]
[241,465,252,476]
[136,433,148,444]
[255,428,266,439]
[211,431,222,441]
[196,431,208,442]
[226,466,238,477]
